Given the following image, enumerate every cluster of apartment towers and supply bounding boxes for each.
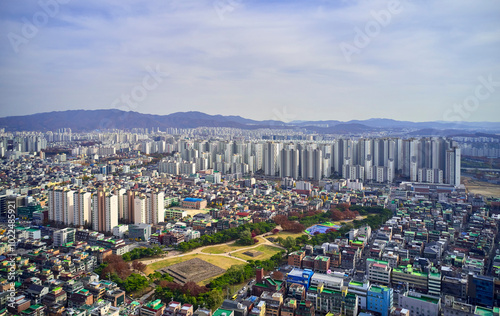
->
[48,138,460,234]
[48,187,164,233]
[158,137,461,185]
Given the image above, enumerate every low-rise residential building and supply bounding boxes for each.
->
[368,260,391,285]
[398,291,441,316]
[348,280,370,310]
[140,299,166,316]
[288,251,305,268]
[367,285,393,316]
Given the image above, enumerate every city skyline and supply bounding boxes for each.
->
[1,109,500,134]
[1,1,499,122]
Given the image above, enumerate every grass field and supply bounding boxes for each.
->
[145,254,244,275]
[270,231,306,239]
[232,245,282,261]
[200,237,267,254]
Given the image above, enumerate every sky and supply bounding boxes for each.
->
[0,0,499,122]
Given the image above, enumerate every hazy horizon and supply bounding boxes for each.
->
[3,108,500,125]
[1,1,499,123]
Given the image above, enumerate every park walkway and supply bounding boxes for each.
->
[140,232,285,266]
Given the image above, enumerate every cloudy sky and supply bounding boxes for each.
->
[0,0,499,122]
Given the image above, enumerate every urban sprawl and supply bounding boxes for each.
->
[0,128,499,316]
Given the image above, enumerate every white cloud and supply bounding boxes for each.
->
[0,0,499,122]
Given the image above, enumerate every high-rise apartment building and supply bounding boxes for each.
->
[92,188,118,233]
[73,190,91,227]
[446,147,461,186]
[264,142,281,176]
[48,188,74,225]
[134,195,147,224]
[147,190,165,225]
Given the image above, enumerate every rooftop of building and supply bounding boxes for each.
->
[474,306,500,316]
[143,299,164,310]
[407,294,439,305]
[213,309,233,316]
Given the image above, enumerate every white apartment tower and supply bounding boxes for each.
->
[264,142,281,176]
[134,195,147,224]
[92,188,118,232]
[48,187,74,225]
[147,190,165,225]
[73,190,91,227]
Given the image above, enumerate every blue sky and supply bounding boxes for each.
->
[0,0,499,122]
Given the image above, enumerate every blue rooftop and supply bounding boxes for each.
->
[184,198,203,202]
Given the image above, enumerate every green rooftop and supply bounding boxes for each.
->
[349,281,364,287]
[213,309,233,316]
[475,306,496,316]
[408,294,439,305]
[369,286,385,293]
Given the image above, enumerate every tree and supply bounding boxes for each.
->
[289,222,305,233]
[205,289,224,310]
[331,209,345,221]
[236,229,254,246]
[102,254,131,280]
[122,273,149,293]
[338,203,350,211]
[276,237,285,246]
[273,215,288,226]
[132,261,147,272]
[283,236,296,250]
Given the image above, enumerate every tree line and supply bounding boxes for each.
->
[176,221,276,252]
[122,245,165,261]
[276,205,394,252]
[94,254,151,294]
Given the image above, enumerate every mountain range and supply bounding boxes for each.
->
[0,109,499,136]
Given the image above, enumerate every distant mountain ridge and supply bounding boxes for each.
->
[0,109,499,134]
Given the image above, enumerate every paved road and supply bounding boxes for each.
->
[140,233,285,267]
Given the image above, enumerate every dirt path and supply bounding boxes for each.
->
[141,233,285,266]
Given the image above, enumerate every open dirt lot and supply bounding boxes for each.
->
[463,177,500,198]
